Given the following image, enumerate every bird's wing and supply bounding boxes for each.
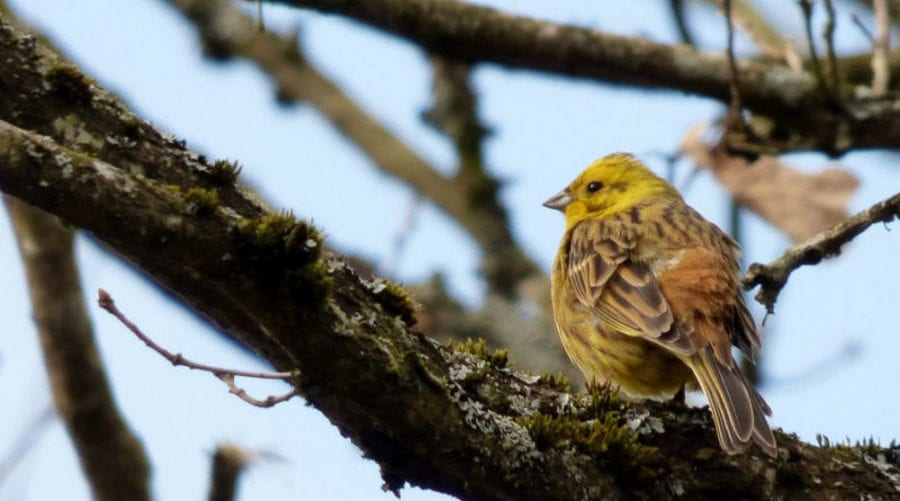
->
[569,218,774,455]
[654,244,756,364]
[657,245,775,455]
[567,219,695,354]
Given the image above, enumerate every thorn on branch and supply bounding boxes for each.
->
[97,289,301,408]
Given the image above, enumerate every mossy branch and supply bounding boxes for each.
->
[167,0,540,297]
[163,0,574,379]
[3,11,900,500]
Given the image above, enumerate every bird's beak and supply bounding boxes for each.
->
[543,190,572,212]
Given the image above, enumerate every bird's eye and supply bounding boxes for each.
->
[587,181,603,193]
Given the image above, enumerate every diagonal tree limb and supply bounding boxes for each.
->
[3,196,151,501]
[4,97,900,501]
[166,0,540,297]
[3,11,900,500]
[0,114,620,500]
[163,0,577,380]
[258,0,900,156]
[264,0,817,114]
[742,191,900,313]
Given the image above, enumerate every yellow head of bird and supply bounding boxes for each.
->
[543,153,679,229]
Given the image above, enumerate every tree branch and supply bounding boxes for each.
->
[259,0,900,155]
[872,0,892,94]
[265,0,813,112]
[97,289,301,407]
[3,197,150,501]
[4,103,900,500]
[166,0,540,296]
[209,444,253,501]
[163,0,576,379]
[742,191,900,312]
[3,13,900,499]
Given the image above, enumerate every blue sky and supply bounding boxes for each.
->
[1,1,898,499]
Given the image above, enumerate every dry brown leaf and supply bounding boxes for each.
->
[682,125,859,242]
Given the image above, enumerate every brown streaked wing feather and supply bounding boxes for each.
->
[567,221,627,305]
[567,220,685,349]
[656,246,750,364]
[603,262,673,336]
[731,299,762,360]
[689,345,776,456]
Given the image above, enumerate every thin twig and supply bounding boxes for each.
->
[724,0,744,127]
[713,0,791,63]
[742,191,900,313]
[823,0,841,96]
[872,0,892,94]
[382,194,422,276]
[217,374,301,408]
[97,289,300,407]
[0,407,55,488]
[801,0,830,95]
[851,12,875,43]
[670,0,696,46]
[256,0,265,31]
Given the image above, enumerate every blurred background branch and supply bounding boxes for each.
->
[166,0,574,378]
[4,197,150,501]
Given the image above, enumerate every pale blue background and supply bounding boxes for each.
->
[1,1,898,500]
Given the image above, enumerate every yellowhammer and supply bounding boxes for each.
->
[544,153,776,457]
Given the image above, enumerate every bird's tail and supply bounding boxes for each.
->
[688,345,777,457]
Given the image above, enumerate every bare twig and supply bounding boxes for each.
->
[851,12,876,43]
[872,0,892,93]
[710,0,792,63]
[0,407,55,488]
[823,0,841,95]
[97,289,300,407]
[766,340,860,389]
[382,194,422,276]
[724,0,745,128]
[216,374,301,408]
[742,191,900,312]
[669,0,696,46]
[255,0,264,31]
[801,0,830,95]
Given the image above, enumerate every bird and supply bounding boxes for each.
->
[544,152,776,457]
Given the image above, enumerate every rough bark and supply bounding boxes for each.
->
[2,18,900,499]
